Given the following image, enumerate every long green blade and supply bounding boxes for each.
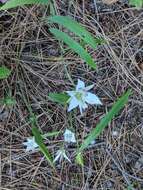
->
[78,89,131,153]
[0,0,49,10]
[32,127,54,167]
[129,0,142,8]
[42,131,60,139]
[50,28,96,69]
[48,16,103,49]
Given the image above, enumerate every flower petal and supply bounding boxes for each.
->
[84,84,94,91]
[78,101,88,114]
[23,137,38,152]
[81,102,88,109]
[64,129,76,143]
[68,97,79,112]
[66,91,75,97]
[53,151,62,162]
[85,92,102,105]
[76,79,85,90]
[63,152,71,163]
[79,104,83,114]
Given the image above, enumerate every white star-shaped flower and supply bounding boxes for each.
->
[53,149,71,163]
[64,129,76,143]
[66,79,102,114]
[23,137,38,152]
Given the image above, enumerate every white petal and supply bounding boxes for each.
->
[30,138,38,148]
[79,103,83,114]
[23,142,28,146]
[78,101,88,114]
[23,137,38,152]
[112,131,118,137]
[85,92,102,105]
[76,79,85,90]
[66,91,75,97]
[90,140,96,145]
[63,152,71,163]
[53,151,62,162]
[84,84,94,91]
[64,129,76,143]
[27,147,35,152]
[68,97,79,112]
[82,102,88,109]
[70,136,76,143]
[31,138,38,147]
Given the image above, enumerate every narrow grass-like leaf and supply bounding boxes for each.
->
[78,89,131,153]
[29,113,37,127]
[48,16,104,49]
[75,152,84,166]
[129,0,142,8]
[0,0,49,10]
[49,28,96,69]
[42,131,60,139]
[32,127,54,167]
[0,66,11,79]
[48,92,70,105]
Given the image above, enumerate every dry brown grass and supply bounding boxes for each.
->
[0,0,143,189]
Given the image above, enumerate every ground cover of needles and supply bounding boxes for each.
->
[0,1,143,189]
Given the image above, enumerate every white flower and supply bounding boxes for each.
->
[112,131,119,137]
[64,129,76,143]
[53,149,71,163]
[67,79,102,114]
[23,137,38,152]
[90,140,96,145]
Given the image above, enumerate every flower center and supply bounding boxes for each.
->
[75,92,83,100]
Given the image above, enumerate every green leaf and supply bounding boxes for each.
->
[129,0,142,8]
[48,16,104,49]
[49,28,96,69]
[32,127,54,167]
[48,92,70,105]
[75,152,84,166]
[0,0,49,10]
[78,89,132,153]
[42,131,60,139]
[0,66,11,79]
[29,113,37,127]
[4,96,16,106]
[127,184,134,190]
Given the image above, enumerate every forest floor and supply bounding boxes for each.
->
[0,0,143,189]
